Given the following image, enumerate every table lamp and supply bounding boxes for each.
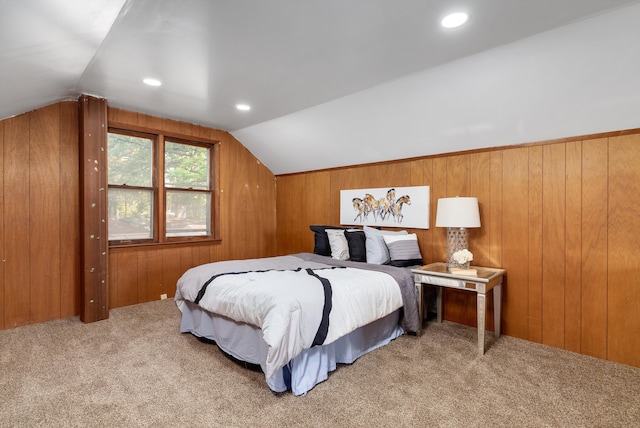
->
[435,197,481,269]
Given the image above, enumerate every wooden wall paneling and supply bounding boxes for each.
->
[227,136,250,259]
[488,151,503,332]
[209,241,222,263]
[329,168,355,226]
[180,121,194,136]
[314,170,331,225]
[162,117,182,134]
[410,159,432,263]
[4,114,31,328]
[194,124,211,140]
[108,252,118,308]
[286,173,303,254]
[216,135,229,259]
[193,245,211,268]
[275,175,294,255]
[30,104,62,323]
[382,161,412,192]
[59,101,80,318]
[581,138,608,359]
[431,158,448,268]
[136,250,149,303]
[237,143,256,258]
[145,249,163,302]
[470,152,496,331]
[501,148,530,338]
[249,158,266,259]
[116,251,139,307]
[298,172,327,253]
[607,134,640,367]
[444,155,473,326]
[527,146,544,343]
[300,173,316,253]
[161,247,182,298]
[468,152,492,268]
[180,246,194,279]
[0,120,4,329]
[564,140,582,353]
[257,160,277,257]
[114,109,138,126]
[541,143,566,349]
[488,151,503,268]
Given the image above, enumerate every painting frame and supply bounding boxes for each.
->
[339,186,430,229]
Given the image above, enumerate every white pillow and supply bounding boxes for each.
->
[363,225,408,264]
[326,229,350,260]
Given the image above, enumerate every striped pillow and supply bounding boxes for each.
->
[382,233,423,267]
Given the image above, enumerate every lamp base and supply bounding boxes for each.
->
[446,227,469,270]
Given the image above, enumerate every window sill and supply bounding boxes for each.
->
[109,238,222,252]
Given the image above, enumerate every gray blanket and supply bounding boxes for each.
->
[294,252,420,333]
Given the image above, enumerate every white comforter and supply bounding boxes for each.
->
[174,255,403,378]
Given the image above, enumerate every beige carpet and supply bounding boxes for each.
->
[1,299,638,427]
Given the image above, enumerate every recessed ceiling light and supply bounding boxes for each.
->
[441,12,469,28]
[236,104,251,111]
[143,78,162,86]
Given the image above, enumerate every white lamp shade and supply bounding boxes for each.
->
[435,197,481,228]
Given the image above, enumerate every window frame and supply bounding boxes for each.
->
[107,123,220,248]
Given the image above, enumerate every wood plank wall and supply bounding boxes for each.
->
[0,102,80,329]
[275,131,640,368]
[106,108,277,308]
[0,101,276,330]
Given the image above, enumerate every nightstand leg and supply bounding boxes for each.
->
[477,293,486,355]
[436,287,443,323]
[414,281,423,336]
[494,284,502,338]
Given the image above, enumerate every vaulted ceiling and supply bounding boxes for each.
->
[2,0,640,174]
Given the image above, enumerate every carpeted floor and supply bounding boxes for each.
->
[1,299,638,427]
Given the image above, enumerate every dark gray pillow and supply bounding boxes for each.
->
[344,230,367,262]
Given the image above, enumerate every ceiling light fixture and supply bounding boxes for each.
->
[143,78,162,86]
[441,12,469,28]
[236,104,251,111]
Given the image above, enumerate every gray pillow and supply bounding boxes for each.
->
[383,233,423,267]
[363,225,408,264]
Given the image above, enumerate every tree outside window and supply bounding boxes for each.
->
[107,130,215,245]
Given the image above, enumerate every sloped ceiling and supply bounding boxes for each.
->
[1,0,639,174]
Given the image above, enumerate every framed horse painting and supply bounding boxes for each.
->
[339,186,430,229]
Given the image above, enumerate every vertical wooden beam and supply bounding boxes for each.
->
[79,95,109,322]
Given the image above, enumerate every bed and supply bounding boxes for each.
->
[175,247,420,395]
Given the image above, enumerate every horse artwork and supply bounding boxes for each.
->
[340,186,429,229]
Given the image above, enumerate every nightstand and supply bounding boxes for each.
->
[412,262,506,355]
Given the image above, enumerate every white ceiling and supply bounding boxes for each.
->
[1,0,639,174]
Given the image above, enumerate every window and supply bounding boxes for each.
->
[107,128,218,246]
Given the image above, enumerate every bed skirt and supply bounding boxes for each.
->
[179,300,404,396]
